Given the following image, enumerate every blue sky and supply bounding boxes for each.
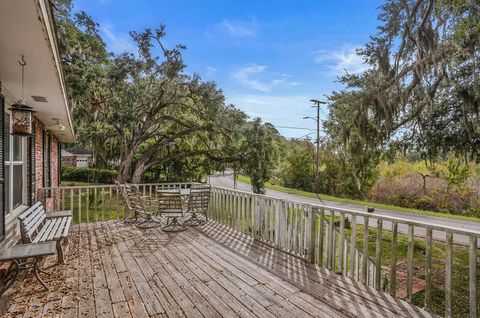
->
[73,0,383,138]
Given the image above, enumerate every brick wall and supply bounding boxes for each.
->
[34,117,60,211]
[34,117,44,196]
[51,134,59,188]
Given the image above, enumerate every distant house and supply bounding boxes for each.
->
[61,148,93,168]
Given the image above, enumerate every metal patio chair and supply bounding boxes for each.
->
[115,180,136,224]
[157,189,187,232]
[125,184,162,229]
[184,184,211,226]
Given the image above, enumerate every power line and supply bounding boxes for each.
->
[274,125,315,131]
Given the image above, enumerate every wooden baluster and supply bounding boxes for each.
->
[362,216,369,284]
[469,236,477,318]
[78,188,82,224]
[307,206,316,263]
[70,189,74,216]
[445,232,453,318]
[275,199,281,248]
[338,213,345,273]
[332,225,336,270]
[101,188,105,221]
[86,188,90,223]
[327,210,334,270]
[425,227,433,310]
[375,219,382,290]
[94,187,98,222]
[293,204,299,254]
[109,187,113,220]
[317,209,324,266]
[390,221,398,297]
[407,225,414,302]
[350,215,357,278]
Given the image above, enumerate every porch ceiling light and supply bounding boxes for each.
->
[9,56,35,137]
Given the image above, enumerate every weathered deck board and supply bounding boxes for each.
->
[0,221,436,318]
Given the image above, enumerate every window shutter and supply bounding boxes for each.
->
[0,95,5,241]
[27,120,35,205]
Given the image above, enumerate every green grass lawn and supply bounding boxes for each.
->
[236,175,480,223]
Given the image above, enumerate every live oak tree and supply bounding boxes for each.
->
[350,0,479,159]
[240,119,280,194]
[91,27,228,183]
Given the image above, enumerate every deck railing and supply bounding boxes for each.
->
[208,186,480,318]
[38,183,479,318]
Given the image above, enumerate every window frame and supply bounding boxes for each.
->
[4,110,27,215]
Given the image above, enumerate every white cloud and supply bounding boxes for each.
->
[101,24,136,54]
[314,45,369,75]
[232,65,302,92]
[205,66,218,76]
[233,64,285,92]
[289,81,302,86]
[216,19,256,37]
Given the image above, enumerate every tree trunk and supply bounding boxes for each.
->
[117,150,135,183]
[131,161,147,184]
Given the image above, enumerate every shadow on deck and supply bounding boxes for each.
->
[0,221,435,317]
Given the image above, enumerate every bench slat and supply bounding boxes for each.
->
[23,205,45,230]
[25,214,46,239]
[46,218,62,241]
[23,205,44,229]
[33,219,55,243]
[53,217,68,240]
[18,202,42,221]
[62,216,72,238]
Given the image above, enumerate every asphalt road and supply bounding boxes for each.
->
[209,172,480,246]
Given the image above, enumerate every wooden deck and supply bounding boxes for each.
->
[0,221,435,318]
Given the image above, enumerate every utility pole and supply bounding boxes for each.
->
[305,99,327,195]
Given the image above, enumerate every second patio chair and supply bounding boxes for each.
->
[115,180,136,224]
[184,184,211,226]
[157,189,187,232]
[125,184,162,229]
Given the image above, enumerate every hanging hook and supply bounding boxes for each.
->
[18,55,26,67]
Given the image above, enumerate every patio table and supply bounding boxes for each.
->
[156,188,191,196]
[0,241,56,296]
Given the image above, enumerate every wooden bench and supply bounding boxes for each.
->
[17,202,72,264]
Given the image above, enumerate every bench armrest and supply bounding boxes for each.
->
[45,210,73,218]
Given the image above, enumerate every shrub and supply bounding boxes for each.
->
[369,174,480,217]
[62,166,117,184]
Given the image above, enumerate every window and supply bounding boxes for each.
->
[4,112,26,213]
